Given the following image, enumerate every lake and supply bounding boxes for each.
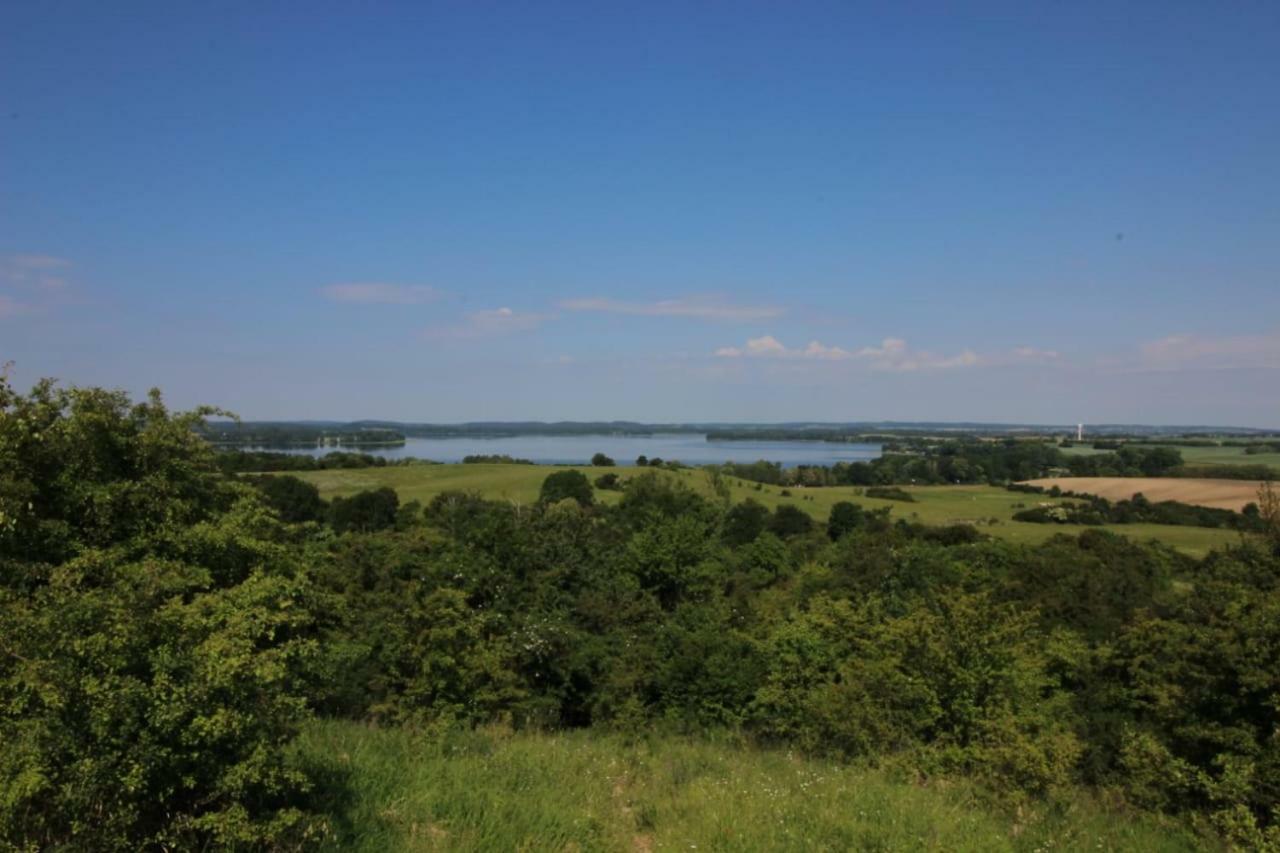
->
[239,434,882,468]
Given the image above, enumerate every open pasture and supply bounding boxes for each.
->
[1021,476,1267,512]
[289,464,1247,556]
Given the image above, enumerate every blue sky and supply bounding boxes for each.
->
[2,1,1278,425]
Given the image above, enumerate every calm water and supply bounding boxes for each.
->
[240,434,881,468]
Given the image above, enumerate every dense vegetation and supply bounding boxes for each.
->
[3,379,1280,850]
[214,449,416,473]
[460,454,533,464]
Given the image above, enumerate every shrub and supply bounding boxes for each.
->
[329,487,399,533]
[865,486,916,502]
[768,505,813,538]
[539,470,594,507]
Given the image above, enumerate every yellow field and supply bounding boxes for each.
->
[1022,477,1267,511]
[287,464,1248,557]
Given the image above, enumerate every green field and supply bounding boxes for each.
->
[1146,444,1280,470]
[290,464,1245,556]
[302,721,1199,852]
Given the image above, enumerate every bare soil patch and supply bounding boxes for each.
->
[1020,477,1267,511]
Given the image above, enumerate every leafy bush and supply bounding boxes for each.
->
[865,486,916,502]
[329,487,399,533]
[539,470,594,506]
[0,377,328,849]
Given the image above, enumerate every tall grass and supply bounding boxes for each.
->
[299,721,1202,852]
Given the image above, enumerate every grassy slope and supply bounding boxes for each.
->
[291,464,1243,556]
[302,721,1199,852]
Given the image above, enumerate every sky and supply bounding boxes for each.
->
[2,1,1278,426]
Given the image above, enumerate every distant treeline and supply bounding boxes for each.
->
[213,450,432,473]
[713,442,1190,487]
[364,421,692,438]
[1007,483,1263,531]
[200,423,406,447]
[462,454,533,464]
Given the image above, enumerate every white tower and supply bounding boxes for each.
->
[1076,424,1083,441]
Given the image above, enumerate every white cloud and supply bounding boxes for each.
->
[561,296,784,322]
[424,307,552,339]
[713,335,1054,372]
[320,283,440,305]
[1138,332,1280,370]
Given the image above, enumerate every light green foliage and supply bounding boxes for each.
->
[752,594,1081,795]
[0,377,328,849]
[299,721,1203,852]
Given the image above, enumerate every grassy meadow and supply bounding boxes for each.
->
[290,464,1246,556]
[301,721,1200,852]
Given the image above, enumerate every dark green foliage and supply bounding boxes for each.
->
[723,498,770,546]
[827,501,865,540]
[215,449,394,472]
[590,452,615,467]
[539,469,594,506]
[594,472,620,490]
[252,474,327,523]
[768,504,813,538]
[865,486,915,502]
[329,487,399,533]
[718,440,1195,489]
[1011,487,1262,530]
[463,454,533,464]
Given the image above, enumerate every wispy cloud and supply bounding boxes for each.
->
[1,254,72,292]
[713,335,1055,372]
[1137,331,1280,370]
[424,307,552,339]
[561,295,784,323]
[0,255,76,319]
[320,282,440,305]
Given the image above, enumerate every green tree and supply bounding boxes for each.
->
[329,486,399,533]
[590,452,615,467]
[539,470,594,506]
[723,499,770,546]
[768,504,813,538]
[827,501,865,541]
[254,474,327,523]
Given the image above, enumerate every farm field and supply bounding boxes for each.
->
[290,464,1246,556]
[302,720,1200,853]
[1022,476,1267,512]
